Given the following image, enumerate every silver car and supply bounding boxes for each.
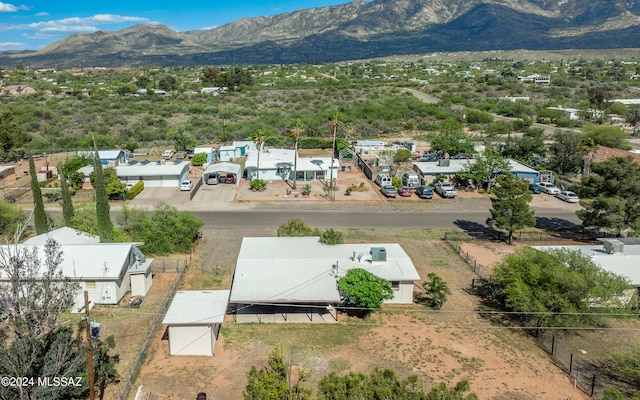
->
[537,182,560,195]
[555,191,579,203]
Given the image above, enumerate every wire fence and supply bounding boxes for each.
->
[445,234,625,399]
[150,258,188,273]
[444,229,617,244]
[112,267,185,400]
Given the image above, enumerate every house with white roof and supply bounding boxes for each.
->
[412,158,539,184]
[244,149,339,182]
[78,150,127,166]
[229,237,420,323]
[0,227,153,312]
[533,238,640,288]
[162,290,230,356]
[78,160,190,188]
[193,147,216,163]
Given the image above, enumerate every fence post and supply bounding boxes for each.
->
[551,335,555,355]
[471,279,475,288]
[569,353,573,374]
[591,375,596,396]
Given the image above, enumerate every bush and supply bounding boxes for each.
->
[250,179,266,191]
[320,228,344,245]
[3,194,15,203]
[191,153,207,166]
[126,181,144,200]
[302,184,311,196]
[43,191,62,202]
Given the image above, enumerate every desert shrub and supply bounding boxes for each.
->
[191,153,207,166]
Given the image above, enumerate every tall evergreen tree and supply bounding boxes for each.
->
[92,140,114,242]
[58,164,74,226]
[29,155,48,234]
[486,173,535,244]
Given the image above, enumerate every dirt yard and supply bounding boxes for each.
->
[131,228,592,400]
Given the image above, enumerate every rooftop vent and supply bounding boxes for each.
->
[601,239,624,254]
[371,247,387,262]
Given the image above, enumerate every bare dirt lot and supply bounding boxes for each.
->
[131,228,593,400]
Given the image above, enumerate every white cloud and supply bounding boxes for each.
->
[0,2,18,12]
[0,41,26,48]
[34,12,48,17]
[23,14,149,33]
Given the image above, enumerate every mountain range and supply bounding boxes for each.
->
[2,0,640,68]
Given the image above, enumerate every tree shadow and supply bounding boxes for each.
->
[535,216,580,229]
[453,219,488,234]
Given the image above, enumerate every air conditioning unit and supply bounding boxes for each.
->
[371,247,387,262]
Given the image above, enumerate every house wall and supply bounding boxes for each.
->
[130,271,152,296]
[168,325,214,356]
[120,173,187,188]
[234,304,338,324]
[513,172,539,183]
[246,168,336,182]
[83,280,127,305]
[219,150,235,162]
[386,281,415,304]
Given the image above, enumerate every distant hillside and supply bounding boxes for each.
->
[1,0,640,67]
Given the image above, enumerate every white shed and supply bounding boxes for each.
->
[162,290,230,356]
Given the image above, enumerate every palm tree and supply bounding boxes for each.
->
[287,120,304,190]
[250,129,265,181]
[579,137,598,176]
[328,112,342,199]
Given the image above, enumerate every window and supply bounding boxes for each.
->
[85,281,96,289]
[390,281,400,290]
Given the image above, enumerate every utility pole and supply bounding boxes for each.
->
[84,291,96,400]
[329,117,339,201]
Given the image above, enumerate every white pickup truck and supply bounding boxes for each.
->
[434,183,458,198]
[162,150,175,160]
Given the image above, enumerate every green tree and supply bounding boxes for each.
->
[422,272,451,309]
[548,130,584,175]
[583,123,628,149]
[0,110,31,159]
[337,268,394,310]
[0,199,23,239]
[92,143,114,242]
[250,129,266,181]
[93,335,120,400]
[319,228,344,245]
[277,218,321,237]
[287,120,304,190]
[124,140,138,153]
[486,173,535,244]
[58,165,74,226]
[191,152,207,166]
[90,167,126,199]
[61,155,91,178]
[577,156,640,235]
[463,148,510,192]
[501,127,546,164]
[427,380,478,400]
[203,66,220,85]
[30,155,49,235]
[393,148,412,163]
[492,247,631,327]
[429,120,474,155]
[168,126,196,152]
[318,368,428,400]
[587,85,612,114]
[243,345,311,400]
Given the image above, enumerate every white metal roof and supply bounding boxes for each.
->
[24,227,100,245]
[244,149,339,171]
[230,237,420,303]
[413,158,538,175]
[532,245,640,287]
[0,165,16,174]
[203,162,241,175]
[78,150,124,159]
[193,147,214,154]
[79,161,190,177]
[0,242,146,280]
[163,290,230,325]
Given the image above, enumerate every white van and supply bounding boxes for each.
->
[375,174,392,187]
[402,172,420,188]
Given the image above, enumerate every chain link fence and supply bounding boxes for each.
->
[112,267,185,400]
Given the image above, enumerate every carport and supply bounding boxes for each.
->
[202,162,241,187]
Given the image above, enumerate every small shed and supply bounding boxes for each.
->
[193,147,216,163]
[162,290,230,356]
[218,146,235,162]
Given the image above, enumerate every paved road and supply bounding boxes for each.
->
[193,207,580,229]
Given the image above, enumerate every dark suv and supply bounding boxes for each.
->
[196,393,207,400]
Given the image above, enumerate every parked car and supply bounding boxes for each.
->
[381,185,398,198]
[175,151,186,160]
[398,186,413,197]
[555,191,580,203]
[206,173,219,185]
[180,180,193,191]
[224,173,236,184]
[196,393,207,400]
[415,185,434,199]
[537,182,561,194]
[434,182,458,198]
[401,172,420,188]
[374,174,392,187]
[529,183,543,194]
[162,150,174,160]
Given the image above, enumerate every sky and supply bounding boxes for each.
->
[0,0,354,51]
